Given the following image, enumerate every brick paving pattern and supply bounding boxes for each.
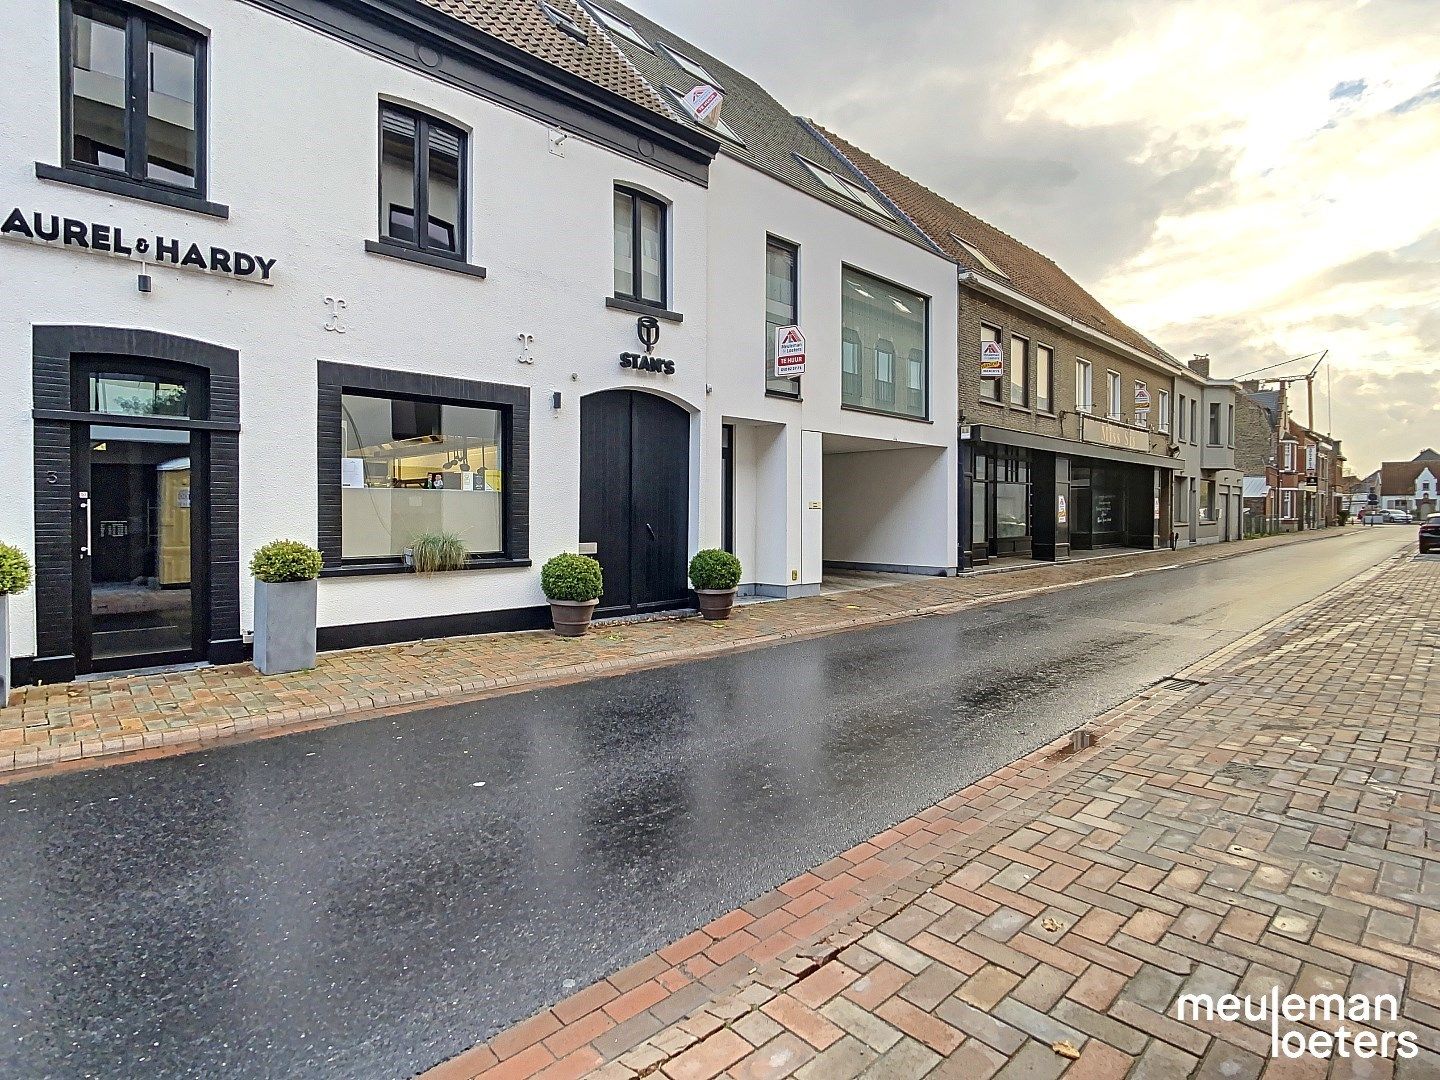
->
[0,530,1350,776]
[425,547,1438,1079]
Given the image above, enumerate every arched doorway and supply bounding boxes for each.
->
[579,390,690,617]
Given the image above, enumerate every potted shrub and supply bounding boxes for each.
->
[689,548,742,621]
[0,543,33,705]
[407,531,467,574]
[249,539,323,675]
[541,553,604,637]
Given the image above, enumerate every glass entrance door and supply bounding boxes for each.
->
[76,425,198,671]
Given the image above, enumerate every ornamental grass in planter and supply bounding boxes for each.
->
[408,531,468,574]
[0,542,33,705]
[689,548,742,621]
[540,553,604,637]
[249,539,323,676]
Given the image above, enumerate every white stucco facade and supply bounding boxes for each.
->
[1,0,962,685]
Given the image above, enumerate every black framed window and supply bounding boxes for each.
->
[62,0,206,193]
[613,186,666,306]
[379,105,466,258]
[765,237,799,397]
[339,391,505,562]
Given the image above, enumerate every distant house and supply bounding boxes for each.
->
[1377,450,1440,518]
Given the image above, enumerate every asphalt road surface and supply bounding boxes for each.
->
[0,528,1410,1079]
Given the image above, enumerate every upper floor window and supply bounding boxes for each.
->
[1157,389,1171,433]
[1282,441,1296,471]
[1075,358,1093,413]
[1208,402,1222,445]
[1178,393,1187,440]
[765,237,799,397]
[841,267,927,420]
[613,187,666,307]
[64,0,206,193]
[980,324,1002,402]
[1035,344,1053,413]
[1106,370,1122,419]
[1190,399,1198,444]
[379,105,466,259]
[1009,335,1029,407]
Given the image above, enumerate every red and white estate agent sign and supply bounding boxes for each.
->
[774,325,806,377]
[980,339,1004,379]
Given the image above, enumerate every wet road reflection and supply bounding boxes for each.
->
[0,531,1406,1078]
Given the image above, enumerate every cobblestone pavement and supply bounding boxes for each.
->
[0,531,1356,777]
[425,547,1439,1079]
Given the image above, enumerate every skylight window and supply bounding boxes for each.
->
[663,87,744,145]
[583,2,652,50]
[794,156,893,220]
[660,42,721,90]
[539,0,587,42]
[949,232,1009,279]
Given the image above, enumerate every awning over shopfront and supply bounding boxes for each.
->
[959,423,1182,472]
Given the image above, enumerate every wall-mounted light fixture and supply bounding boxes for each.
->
[137,273,153,294]
[551,391,562,410]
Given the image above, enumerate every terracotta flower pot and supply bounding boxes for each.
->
[550,598,599,637]
[695,588,738,621]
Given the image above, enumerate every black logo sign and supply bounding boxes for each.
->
[636,315,661,354]
[620,352,675,375]
[1,207,277,282]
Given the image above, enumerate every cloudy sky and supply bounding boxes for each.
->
[641,0,1439,475]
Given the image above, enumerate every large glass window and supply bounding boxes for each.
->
[614,187,666,306]
[340,393,504,561]
[1035,344,1053,412]
[995,453,1030,540]
[1199,480,1217,523]
[88,373,189,417]
[66,0,204,192]
[1009,335,1029,406]
[980,324,1002,402]
[841,269,927,418]
[380,106,465,258]
[765,238,799,397]
[1208,402,1222,445]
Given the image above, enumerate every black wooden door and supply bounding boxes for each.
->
[580,390,690,617]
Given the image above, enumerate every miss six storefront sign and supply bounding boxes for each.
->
[774,325,806,377]
[1,207,277,285]
[980,340,1004,379]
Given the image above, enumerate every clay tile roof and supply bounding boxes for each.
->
[416,0,678,120]
[815,126,1177,366]
[1380,459,1440,495]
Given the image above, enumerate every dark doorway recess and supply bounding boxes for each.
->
[579,390,690,617]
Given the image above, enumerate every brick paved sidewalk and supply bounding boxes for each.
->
[0,528,1353,776]
[426,547,1438,1080]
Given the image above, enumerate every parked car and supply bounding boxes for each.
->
[1360,509,1412,524]
[1420,514,1440,554]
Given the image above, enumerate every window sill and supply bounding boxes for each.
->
[840,404,932,424]
[765,390,803,402]
[1035,410,1057,419]
[321,557,530,578]
[977,397,1006,408]
[365,240,487,278]
[36,162,229,219]
[606,296,683,322]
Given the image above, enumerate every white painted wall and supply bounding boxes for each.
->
[704,155,959,586]
[0,0,709,656]
[822,446,954,572]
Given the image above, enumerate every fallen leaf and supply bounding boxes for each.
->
[1042,917,1065,933]
[1052,1041,1081,1060]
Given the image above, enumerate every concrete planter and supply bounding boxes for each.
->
[0,593,10,706]
[695,588,738,621]
[253,578,318,675]
[549,598,598,637]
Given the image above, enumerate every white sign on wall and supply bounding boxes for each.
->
[1135,381,1151,408]
[980,340,1004,379]
[774,325,806,377]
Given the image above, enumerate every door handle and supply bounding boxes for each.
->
[79,491,92,560]
[645,523,656,541]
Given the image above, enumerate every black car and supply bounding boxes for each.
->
[1421,513,1440,554]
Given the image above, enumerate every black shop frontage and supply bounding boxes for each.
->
[959,424,1180,569]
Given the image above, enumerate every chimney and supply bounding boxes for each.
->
[1189,353,1211,378]
[1239,379,1260,392]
